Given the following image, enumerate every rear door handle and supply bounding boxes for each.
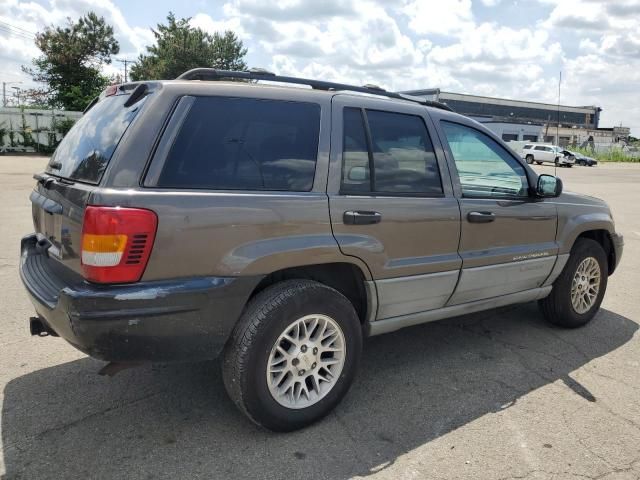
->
[343,210,382,225]
[467,211,495,223]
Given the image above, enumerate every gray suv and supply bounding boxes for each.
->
[20,69,623,431]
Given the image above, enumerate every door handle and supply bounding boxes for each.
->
[343,210,382,225]
[467,211,495,223]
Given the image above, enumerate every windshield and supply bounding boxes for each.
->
[46,93,147,184]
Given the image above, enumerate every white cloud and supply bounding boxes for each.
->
[537,0,640,130]
[402,0,474,36]
[1,0,640,133]
[189,13,247,39]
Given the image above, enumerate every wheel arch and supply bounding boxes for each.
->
[575,229,617,275]
[248,262,375,326]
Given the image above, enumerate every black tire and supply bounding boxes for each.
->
[578,160,586,166]
[222,279,362,431]
[539,238,608,328]
[525,154,534,164]
[536,161,543,165]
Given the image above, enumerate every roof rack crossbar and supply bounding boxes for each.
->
[176,68,453,112]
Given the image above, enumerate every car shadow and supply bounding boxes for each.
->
[2,304,637,479]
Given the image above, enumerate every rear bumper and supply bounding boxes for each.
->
[20,234,261,362]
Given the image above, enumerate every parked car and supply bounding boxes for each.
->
[20,69,623,431]
[565,150,598,167]
[523,144,575,167]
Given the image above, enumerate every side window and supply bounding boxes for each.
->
[441,121,529,198]
[341,108,370,193]
[157,97,320,191]
[340,108,443,196]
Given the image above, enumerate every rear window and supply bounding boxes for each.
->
[157,96,321,191]
[46,93,146,184]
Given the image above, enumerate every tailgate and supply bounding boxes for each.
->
[30,86,150,275]
[30,177,95,275]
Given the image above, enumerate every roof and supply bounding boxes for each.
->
[175,68,454,111]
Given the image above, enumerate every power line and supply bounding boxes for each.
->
[0,24,35,40]
[0,20,36,35]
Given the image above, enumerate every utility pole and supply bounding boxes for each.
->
[12,86,21,107]
[116,59,134,83]
[556,71,562,146]
[2,81,22,107]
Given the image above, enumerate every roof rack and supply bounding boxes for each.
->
[176,68,453,112]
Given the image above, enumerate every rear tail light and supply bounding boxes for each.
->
[81,206,158,283]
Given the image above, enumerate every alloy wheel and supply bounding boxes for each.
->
[570,257,601,314]
[266,314,346,409]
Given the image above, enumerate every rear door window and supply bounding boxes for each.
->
[46,93,147,184]
[340,108,443,196]
[157,96,321,191]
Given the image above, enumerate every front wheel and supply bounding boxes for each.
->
[222,280,362,431]
[539,238,608,328]
[525,154,534,164]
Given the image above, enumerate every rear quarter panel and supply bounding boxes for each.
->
[94,83,371,281]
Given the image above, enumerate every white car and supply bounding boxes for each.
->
[522,144,575,167]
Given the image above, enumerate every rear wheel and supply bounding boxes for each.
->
[578,160,587,166]
[525,154,534,164]
[223,280,362,431]
[539,238,608,328]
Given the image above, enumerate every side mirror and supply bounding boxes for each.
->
[536,174,563,197]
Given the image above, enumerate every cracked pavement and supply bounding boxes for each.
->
[1,157,639,480]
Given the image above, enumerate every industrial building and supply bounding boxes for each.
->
[402,88,629,148]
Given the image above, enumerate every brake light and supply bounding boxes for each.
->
[81,206,157,283]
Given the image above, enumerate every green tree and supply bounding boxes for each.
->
[23,12,119,111]
[130,12,247,81]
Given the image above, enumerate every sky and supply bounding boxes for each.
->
[0,0,639,134]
